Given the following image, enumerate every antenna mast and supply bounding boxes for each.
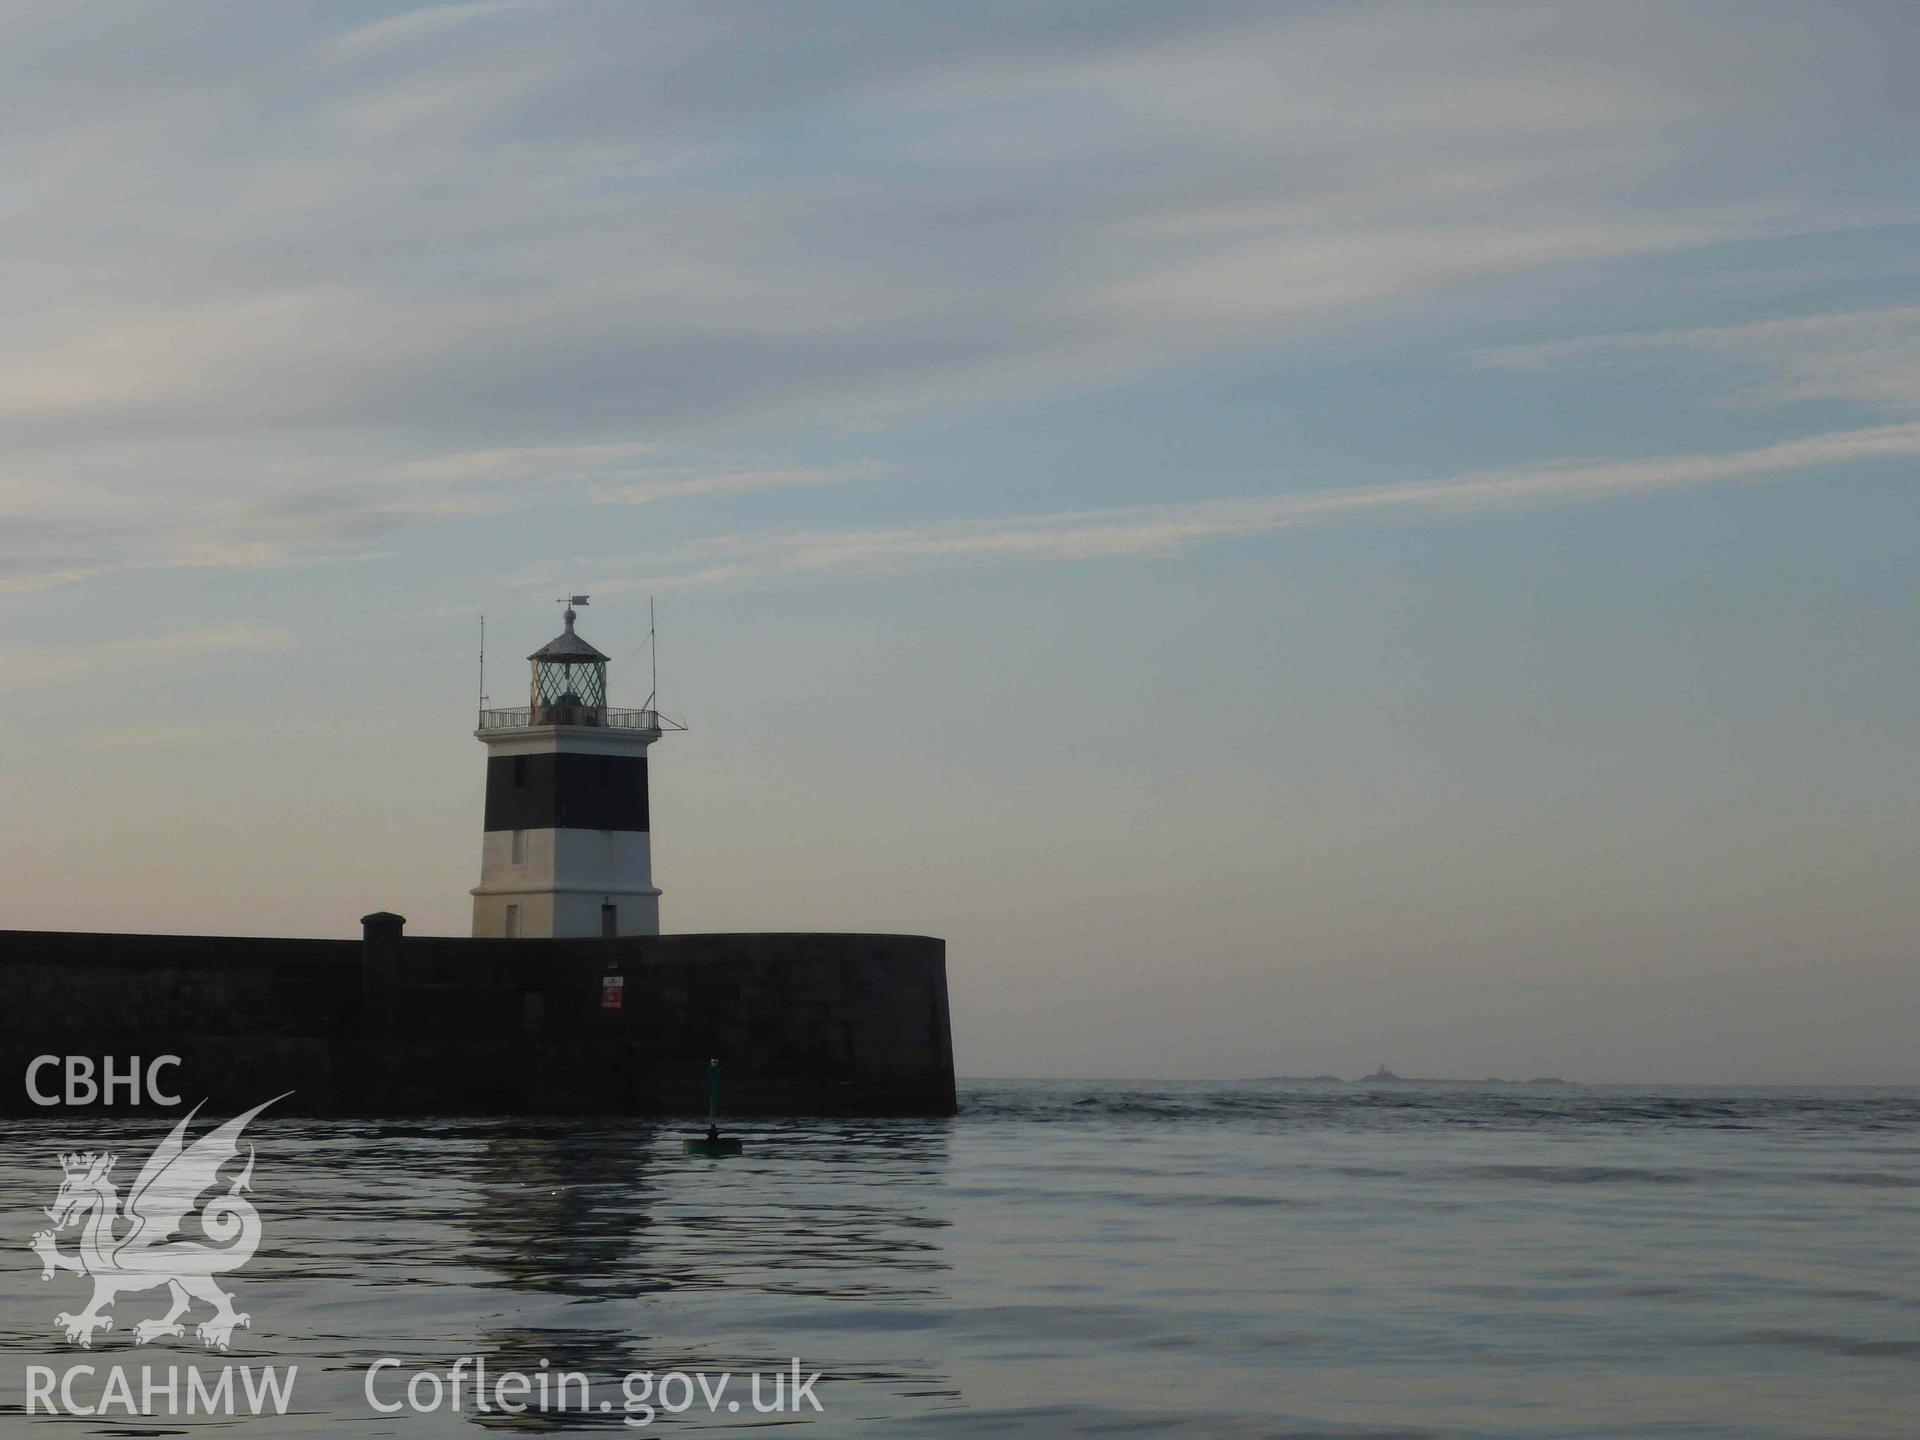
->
[478,614,487,713]
[648,595,658,712]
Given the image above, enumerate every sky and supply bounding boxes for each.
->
[0,1,1915,1082]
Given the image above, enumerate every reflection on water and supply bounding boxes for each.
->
[0,1086,1916,1437]
[0,1115,958,1433]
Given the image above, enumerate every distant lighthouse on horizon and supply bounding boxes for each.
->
[470,597,682,939]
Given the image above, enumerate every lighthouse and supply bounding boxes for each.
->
[470,599,678,939]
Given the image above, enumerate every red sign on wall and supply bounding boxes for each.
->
[601,975,624,1009]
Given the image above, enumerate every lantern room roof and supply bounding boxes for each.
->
[528,606,609,663]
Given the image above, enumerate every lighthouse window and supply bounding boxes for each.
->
[504,904,520,939]
[512,755,528,788]
[510,828,526,865]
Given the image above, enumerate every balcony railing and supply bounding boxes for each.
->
[477,706,674,733]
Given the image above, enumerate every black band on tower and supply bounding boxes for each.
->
[483,753,649,832]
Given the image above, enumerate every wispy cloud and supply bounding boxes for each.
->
[0,1,1911,612]
[0,438,878,595]
[312,0,542,64]
[387,441,660,486]
[65,725,221,751]
[0,1,1889,464]
[1073,218,1745,336]
[603,422,1920,592]
[109,623,296,657]
[1478,304,1920,416]
[0,624,293,696]
[591,463,884,506]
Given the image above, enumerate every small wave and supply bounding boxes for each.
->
[1699,1329,1920,1360]
[1459,1163,1696,1185]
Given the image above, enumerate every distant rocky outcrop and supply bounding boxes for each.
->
[1251,1065,1575,1085]
[1357,1064,1573,1085]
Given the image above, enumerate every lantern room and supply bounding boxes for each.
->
[528,603,609,725]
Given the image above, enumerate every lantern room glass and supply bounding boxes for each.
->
[530,656,608,724]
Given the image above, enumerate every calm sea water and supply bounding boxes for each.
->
[1,1080,1916,1437]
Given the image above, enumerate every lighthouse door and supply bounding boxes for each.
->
[601,904,618,938]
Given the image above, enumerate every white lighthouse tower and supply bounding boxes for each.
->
[470,599,680,939]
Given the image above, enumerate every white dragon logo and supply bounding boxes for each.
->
[27,1096,284,1351]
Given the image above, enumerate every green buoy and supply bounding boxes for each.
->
[683,1058,743,1157]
